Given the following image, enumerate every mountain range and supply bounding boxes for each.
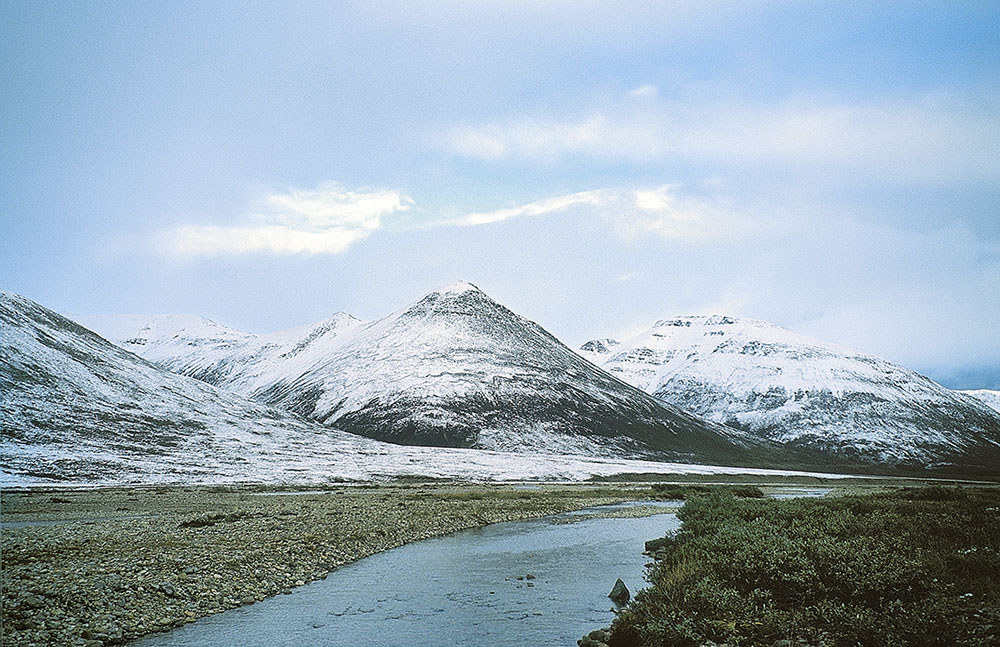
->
[75,283,773,466]
[580,316,1000,475]
[4,283,998,483]
[3,290,781,485]
[960,389,1000,414]
[0,290,367,482]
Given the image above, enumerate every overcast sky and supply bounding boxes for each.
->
[3,1,998,388]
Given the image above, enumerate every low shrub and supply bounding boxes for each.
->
[649,484,764,500]
[609,487,1000,647]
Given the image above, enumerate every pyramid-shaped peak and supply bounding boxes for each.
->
[396,281,512,324]
[324,311,362,325]
[429,280,483,297]
[404,281,498,313]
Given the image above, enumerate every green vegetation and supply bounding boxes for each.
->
[650,484,765,500]
[609,486,1000,647]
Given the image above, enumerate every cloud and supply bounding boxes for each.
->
[156,184,413,257]
[615,185,757,243]
[683,97,1000,184]
[453,190,606,226]
[154,180,750,257]
[446,113,669,163]
[161,224,373,256]
[452,184,757,243]
[628,84,658,98]
[444,91,1000,185]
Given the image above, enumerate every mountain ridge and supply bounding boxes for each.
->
[73,283,782,466]
[961,389,1000,414]
[6,291,816,484]
[580,314,1000,476]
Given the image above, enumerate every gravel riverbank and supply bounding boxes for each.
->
[1,482,643,647]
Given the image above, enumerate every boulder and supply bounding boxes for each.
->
[608,578,630,604]
[588,628,611,642]
[644,537,671,553]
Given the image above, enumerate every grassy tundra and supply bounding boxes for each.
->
[608,486,1000,647]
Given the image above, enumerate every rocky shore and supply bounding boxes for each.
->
[1,482,640,647]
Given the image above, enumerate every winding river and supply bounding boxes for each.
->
[133,490,829,646]
[133,502,681,647]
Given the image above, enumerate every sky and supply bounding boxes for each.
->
[2,1,998,388]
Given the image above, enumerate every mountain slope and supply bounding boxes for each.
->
[0,291,390,482]
[960,389,1000,414]
[80,284,779,466]
[581,316,1000,476]
[72,311,365,388]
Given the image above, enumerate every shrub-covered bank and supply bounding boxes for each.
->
[608,487,1000,647]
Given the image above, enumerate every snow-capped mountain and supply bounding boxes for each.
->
[1,291,381,482]
[77,283,779,466]
[580,316,1000,476]
[5,291,835,485]
[72,311,365,388]
[960,389,1000,414]
[579,338,622,360]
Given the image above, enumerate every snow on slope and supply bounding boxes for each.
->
[76,284,777,466]
[72,311,365,388]
[581,316,1000,474]
[961,389,1000,414]
[2,291,387,482]
[4,291,848,485]
[579,338,621,364]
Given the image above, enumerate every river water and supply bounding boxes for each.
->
[132,502,682,647]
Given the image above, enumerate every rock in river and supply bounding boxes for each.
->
[608,578,629,604]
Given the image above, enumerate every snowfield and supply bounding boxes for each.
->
[960,389,1000,414]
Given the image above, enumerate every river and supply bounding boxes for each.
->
[132,501,682,647]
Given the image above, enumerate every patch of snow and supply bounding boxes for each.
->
[960,389,1000,414]
[429,280,481,296]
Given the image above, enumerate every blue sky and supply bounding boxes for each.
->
[3,1,998,388]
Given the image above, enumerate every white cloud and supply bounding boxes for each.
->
[161,225,372,256]
[154,180,752,257]
[447,113,668,163]
[615,185,755,243]
[444,92,1000,184]
[454,190,607,226]
[262,186,410,230]
[681,97,1000,183]
[450,184,757,244]
[628,83,658,98]
[157,184,413,257]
